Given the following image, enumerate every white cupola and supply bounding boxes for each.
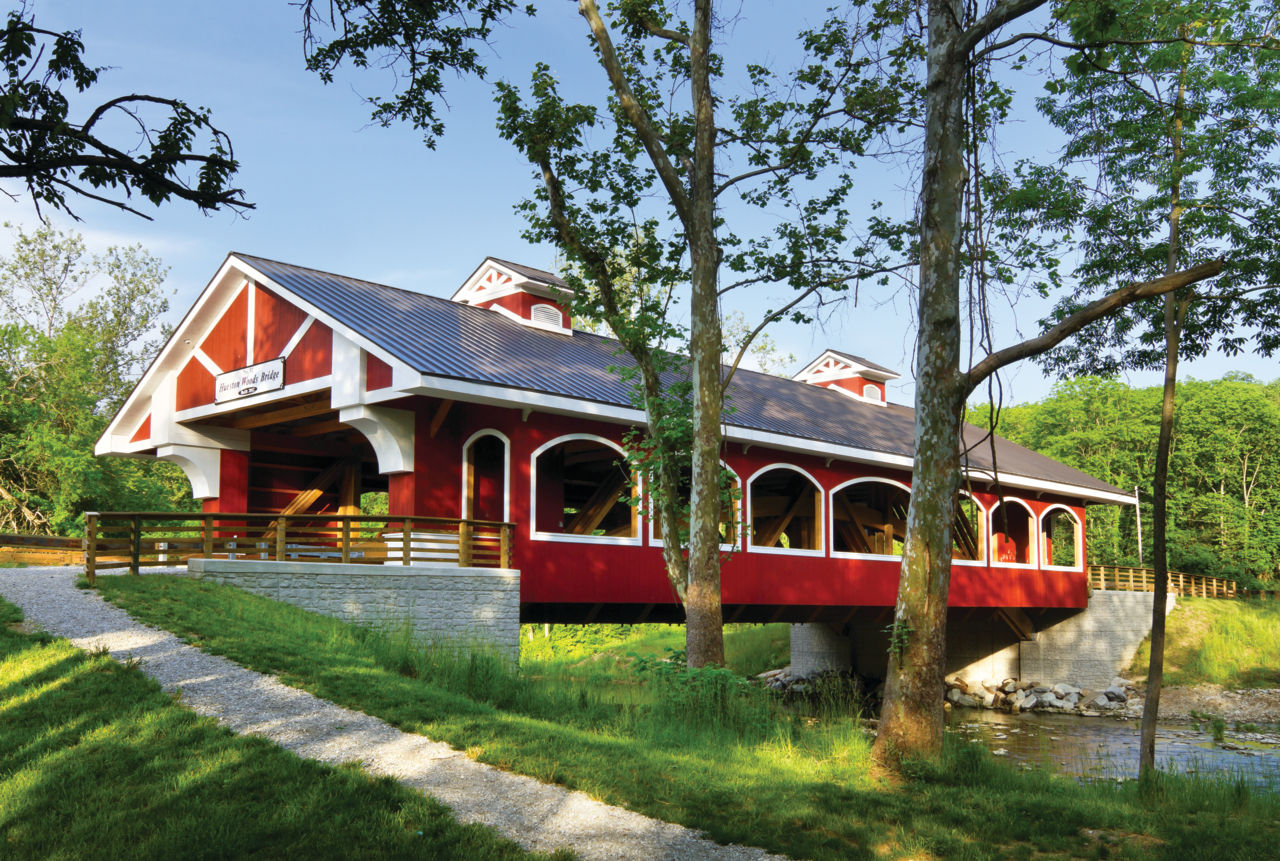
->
[794,349,900,406]
[451,257,574,335]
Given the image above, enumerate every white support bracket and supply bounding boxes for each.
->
[340,405,415,474]
[156,445,223,500]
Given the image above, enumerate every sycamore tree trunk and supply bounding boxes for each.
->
[684,0,726,668]
[873,0,968,759]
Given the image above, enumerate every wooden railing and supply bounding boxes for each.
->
[0,532,83,566]
[1087,565,1279,600]
[83,512,515,584]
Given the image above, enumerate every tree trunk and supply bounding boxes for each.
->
[873,0,967,760]
[1140,294,1183,777]
[683,0,725,668]
[1139,49,1189,780]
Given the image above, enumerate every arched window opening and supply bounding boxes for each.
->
[832,480,909,556]
[863,384,882,402]
[652,467,741,545]
[464,433,507,522]
[1041,508,1080,567]
[535,439,636,537]
[750,467,821,551]
[991,501,1033,565]
[952,494,984,561]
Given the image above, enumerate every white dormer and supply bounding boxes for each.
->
[451,257,574,335]
[794,349,900,406]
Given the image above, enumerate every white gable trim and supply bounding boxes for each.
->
[795,349,899,383]
[451,258,570,306]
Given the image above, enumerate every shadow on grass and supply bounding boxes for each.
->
[0,600,563,861]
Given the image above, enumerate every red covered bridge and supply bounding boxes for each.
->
[96,253,1131,649]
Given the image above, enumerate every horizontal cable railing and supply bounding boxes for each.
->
[1087,565,1279,600]
[84,512,515,584]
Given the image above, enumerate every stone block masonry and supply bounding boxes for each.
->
[184,559,520,661]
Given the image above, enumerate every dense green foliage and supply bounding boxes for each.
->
[0,225,195,535]
[971,375,1280,583]
[1129,597,1280,687]
[99,576,1280,860]
[0,596,555,861]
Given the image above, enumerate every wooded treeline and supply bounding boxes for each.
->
[971,375,1280,585]
[0,225,195,537]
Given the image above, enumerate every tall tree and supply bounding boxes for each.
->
[1025,0,1280,776]
[303,0,917,667]
[0,8,250,219]
[872,0,1231,760]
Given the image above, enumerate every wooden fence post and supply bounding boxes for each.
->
[402,519,412,566]
[276,518,286,561]
[203,515,214,558]
[83,512,98,585]
[129,514,141,576]
[341,517,352,564]
[458,521,472,567]
[500,524,512,569]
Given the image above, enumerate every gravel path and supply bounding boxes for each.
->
[0,567,784,861]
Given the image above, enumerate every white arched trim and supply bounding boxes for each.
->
[952,489,988,567]
[1038,504,1084,571]
[530,433,640,545]
[989,497,1038,569]
[461,429,511,522]
[339,405,414,474]
[828,476,911,561]
[746,463,826,557]
[646,460,742,551]
[156,445,221,500]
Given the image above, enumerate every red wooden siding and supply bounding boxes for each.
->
[284,320,332,384]
[366,353,393,390]
[253,283,311,362]
[200,287,248,372]
[175,358,215,411]
[202,450,249,512]
[130,414,151,443]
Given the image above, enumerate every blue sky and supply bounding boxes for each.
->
[5,0,1275,405]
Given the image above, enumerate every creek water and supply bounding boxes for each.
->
[946,708,1280,788]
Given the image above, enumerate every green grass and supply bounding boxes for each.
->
[99,575,1280,861]
[1128,597,1280,687]
[0,595,564,861]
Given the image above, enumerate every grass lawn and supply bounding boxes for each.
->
[0,595,564,861]
[1128,597,1280,687]
[100,575,1280,861]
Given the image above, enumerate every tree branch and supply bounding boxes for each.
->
[955,0,1050,62]
[962,259,1224,394]
[578,0,692,227]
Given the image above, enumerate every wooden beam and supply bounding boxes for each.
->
[834,494,874,553]
[565,469,628,535]
[756,486,812,548]
[278,460,351,518]
[228,399,333,430]
[996,607,1035,641]
[338,462,360,516]
[292,419,351,438]
[429,399,454,438]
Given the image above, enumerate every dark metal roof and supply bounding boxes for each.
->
[823,349,901,378]
[235,253,1123,498]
